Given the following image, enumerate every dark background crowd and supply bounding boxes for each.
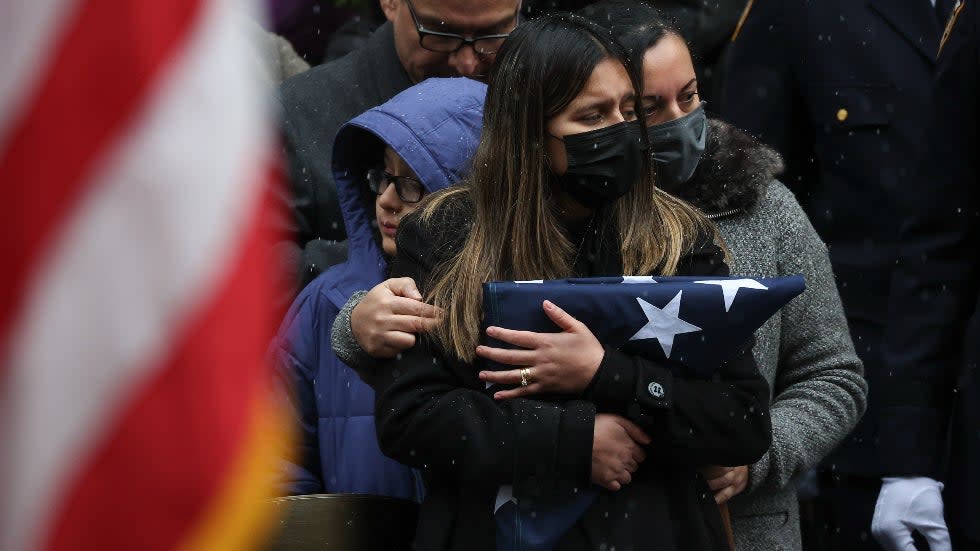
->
[255,1,979,550]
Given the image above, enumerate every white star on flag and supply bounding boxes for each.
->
[622,276,658,284]
[628,291,702,358]
[693,278,769,312]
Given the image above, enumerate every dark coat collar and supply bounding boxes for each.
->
[669,118,784,217]
[867,0,941,64]
[363,22,414,105]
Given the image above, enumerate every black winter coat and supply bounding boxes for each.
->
[358,191,772,551]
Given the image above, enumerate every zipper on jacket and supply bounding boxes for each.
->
[707,208,742,220]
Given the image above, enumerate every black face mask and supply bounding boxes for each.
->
[552,121,646,207]
[648,104,708,190]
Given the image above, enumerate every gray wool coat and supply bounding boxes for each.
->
[676,119,868,551]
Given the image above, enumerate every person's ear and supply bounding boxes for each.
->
[380,0,399,23]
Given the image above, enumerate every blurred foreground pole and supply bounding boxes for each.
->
[0,0,287,550]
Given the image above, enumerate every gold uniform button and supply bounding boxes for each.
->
[837,108,849,122]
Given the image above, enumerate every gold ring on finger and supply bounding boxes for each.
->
[520,367,532,387]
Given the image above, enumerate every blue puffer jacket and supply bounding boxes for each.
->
[272,77,486,499]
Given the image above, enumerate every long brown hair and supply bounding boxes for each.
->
[422,14,712,361]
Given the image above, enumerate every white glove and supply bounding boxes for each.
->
[872,477,951,551]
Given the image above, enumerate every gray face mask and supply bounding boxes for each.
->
[648,104,708,190]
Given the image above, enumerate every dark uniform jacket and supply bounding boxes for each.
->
[719,0,943,477]
[879,0,979,544]
[357,190,772,551]
[278,23,412,289]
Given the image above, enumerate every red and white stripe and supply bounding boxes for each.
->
[0,0,277,549]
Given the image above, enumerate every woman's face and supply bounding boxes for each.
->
[545,58,638,175]
[640,34,700,126]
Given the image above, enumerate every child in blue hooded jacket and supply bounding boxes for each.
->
[271,77,485,499]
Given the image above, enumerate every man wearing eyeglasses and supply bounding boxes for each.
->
[277,0,520,297]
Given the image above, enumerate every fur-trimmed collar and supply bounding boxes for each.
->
[667,118,784,217]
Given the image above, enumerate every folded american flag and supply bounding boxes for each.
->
[482,275,805,551]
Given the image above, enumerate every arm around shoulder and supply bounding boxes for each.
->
[368,208,597,496]
[331,290,376,370]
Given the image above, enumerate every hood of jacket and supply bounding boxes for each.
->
[331,77,486,259]
[670,118,785,217]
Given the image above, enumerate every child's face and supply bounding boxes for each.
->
[375,147,425,256]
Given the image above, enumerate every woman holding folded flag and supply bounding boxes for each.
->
[348,13,772,551]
